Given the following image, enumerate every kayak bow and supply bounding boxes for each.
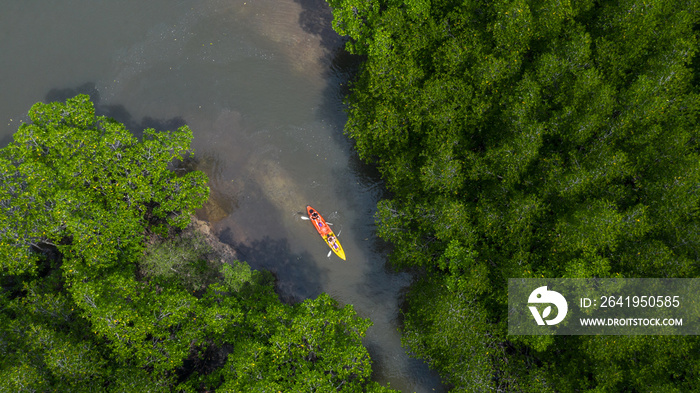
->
[306,205,346,260]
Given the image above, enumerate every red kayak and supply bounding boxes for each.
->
[306,205,346,260]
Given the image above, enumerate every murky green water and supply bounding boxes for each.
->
[0,1,445,391]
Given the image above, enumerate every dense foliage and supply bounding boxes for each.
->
[0,96,395,392]
[328,0,700,391]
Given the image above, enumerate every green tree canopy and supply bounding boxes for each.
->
[0,94,209,276]
[0,95,395,392]
[328,0,700,390]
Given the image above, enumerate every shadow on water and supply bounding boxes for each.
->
[294,0,364,121]
[45,82,186,139]
[0,133,12,148]
[294,0,380,206]
[292,2,448,391]
[293,0,366,162]
[294,0,344,58]
[218,231,326,305]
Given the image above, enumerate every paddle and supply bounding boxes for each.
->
[299,214,333,225]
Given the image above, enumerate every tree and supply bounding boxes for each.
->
[217,292,391,392]
[0,95,396,392]
[327,0,700,390]
[0,95,209,276]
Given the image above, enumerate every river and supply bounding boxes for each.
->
[0,1,445,391]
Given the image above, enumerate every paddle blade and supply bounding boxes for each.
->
[327,250,332,258]
[301,216,310,220]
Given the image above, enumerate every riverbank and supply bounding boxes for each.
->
[190,216,238,264]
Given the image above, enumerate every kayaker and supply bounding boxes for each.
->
[311,211,320,220]
[327,235,338,249]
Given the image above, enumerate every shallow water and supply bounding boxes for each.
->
[0,1,445,391]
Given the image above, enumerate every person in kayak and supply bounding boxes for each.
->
[327,235,338,249]
[310,210,325,228]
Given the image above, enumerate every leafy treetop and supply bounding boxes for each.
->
[327,0,700,390]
